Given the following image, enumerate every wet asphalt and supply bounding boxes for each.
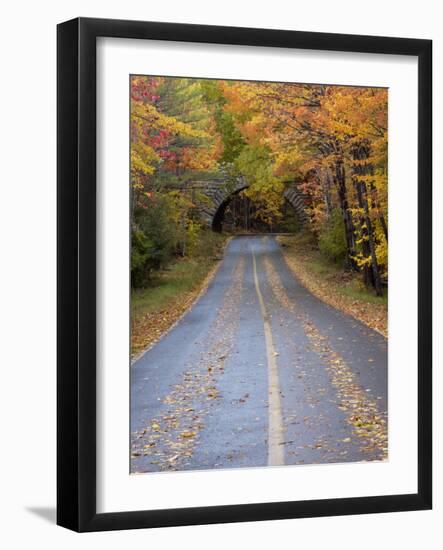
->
[131,235,388,473]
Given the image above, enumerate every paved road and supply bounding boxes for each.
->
[131,235,387,473]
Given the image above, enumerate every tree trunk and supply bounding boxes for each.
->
[352,143,383,296]
[368,181,388,242]
[317,167,333,217]
[333,158,356,270]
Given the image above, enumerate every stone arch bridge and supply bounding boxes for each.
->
[188,176,309,231]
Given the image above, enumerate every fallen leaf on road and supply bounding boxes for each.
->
[180,431,196,439]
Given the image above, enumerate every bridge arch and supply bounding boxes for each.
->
[211,185,248,232]
[198,177,309,232]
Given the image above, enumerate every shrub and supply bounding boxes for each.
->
[318,208,347,264]
[184,219,201,257]
[131,229,155,287]
[131,196,176,287]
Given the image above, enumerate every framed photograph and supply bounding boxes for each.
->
[57,17,432,532]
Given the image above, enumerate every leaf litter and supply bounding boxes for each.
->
[131,258,245,472]
[263,256,387,461]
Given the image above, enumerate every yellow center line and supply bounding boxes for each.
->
[252,249,285,466]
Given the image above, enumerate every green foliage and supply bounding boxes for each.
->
[131,188,227,287]
[184,220,201,257]
[235,145,284,225]
[131,229,154,286]
[318,208,347,264]
[218,111,246,164]
[274,202,302,233]
[131,196,176,286]
[200,80,246,164]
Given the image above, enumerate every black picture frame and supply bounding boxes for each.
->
[57,17,432,532]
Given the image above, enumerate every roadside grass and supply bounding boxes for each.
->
[278,233,387,336]
[340,278,387,306]
[300,252,387,306]
[132,258,218,316]
[131,232,228,359]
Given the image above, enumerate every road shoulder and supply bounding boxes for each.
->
[131,237,232,362]
[277,235,387,338]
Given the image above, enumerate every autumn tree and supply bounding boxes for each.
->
[222,80,388,294]
[130,75,388,294]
